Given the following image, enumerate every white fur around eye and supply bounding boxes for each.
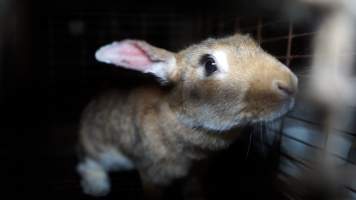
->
[212,50,229,74]
[196,50,230,80]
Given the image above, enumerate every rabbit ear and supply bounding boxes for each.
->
[95,40,177,82]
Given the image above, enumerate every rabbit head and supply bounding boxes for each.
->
[95,33,298,131]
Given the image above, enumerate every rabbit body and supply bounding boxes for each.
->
[79,87,235,187]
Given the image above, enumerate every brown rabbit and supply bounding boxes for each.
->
[77,33,298,198]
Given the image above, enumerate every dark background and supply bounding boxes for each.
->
[2,0,355,199]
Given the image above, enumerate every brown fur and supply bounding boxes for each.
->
[77,33,298,197]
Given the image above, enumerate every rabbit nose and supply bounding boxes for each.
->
[273,74,298,98]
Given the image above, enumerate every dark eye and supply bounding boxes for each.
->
[200,54,218,76]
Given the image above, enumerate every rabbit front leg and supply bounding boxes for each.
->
[77,147,135,196]
[77,158,111,196]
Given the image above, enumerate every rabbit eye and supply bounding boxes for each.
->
[200,54,218,76]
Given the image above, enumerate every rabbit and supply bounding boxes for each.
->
[77,33,298,198]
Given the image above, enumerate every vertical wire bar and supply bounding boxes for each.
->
[140,13,147,40]
[286,21,294,66]
[48,18,54,83]
[233,17,240,33]
[257,18,263,44]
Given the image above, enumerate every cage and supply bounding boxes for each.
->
[2,0,356,199]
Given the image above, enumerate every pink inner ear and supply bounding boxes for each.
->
[118,43,152,69]
[95,41,153,71]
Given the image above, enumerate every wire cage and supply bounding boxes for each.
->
[3,0,356,199]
